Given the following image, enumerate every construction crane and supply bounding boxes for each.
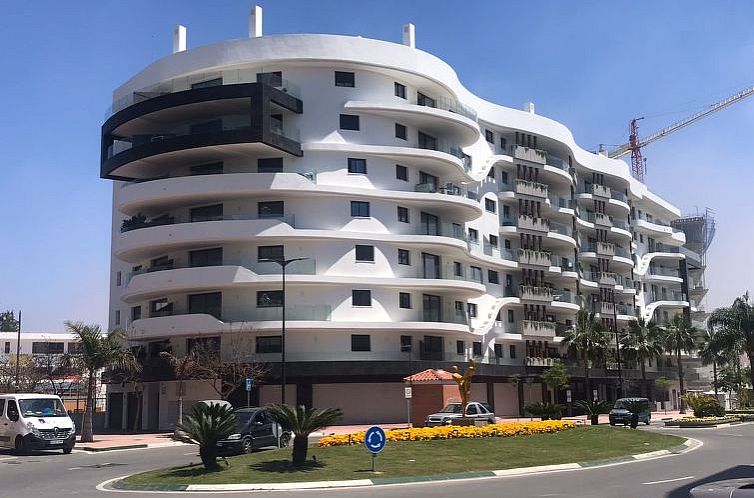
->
[607,84,754,181]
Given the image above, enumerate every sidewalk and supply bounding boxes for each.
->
[77,433,187,452]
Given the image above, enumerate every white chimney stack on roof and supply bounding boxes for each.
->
[173,25,187,53]
[402,23,415,48]
[250,5,263,38]
[523,101,535,114]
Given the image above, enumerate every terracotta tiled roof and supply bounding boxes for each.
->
[404,368,455,382]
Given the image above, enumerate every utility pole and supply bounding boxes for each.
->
[14,310,22,392]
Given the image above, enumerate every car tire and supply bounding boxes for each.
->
[279,432,291,449]
[644,420,651,425]
[14,437,28,456]
[241,437,254,454]
[488,418,495,424]
[63,445,73,455]
[609,422,615,426]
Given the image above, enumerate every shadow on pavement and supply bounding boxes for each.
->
[667,465,754,498]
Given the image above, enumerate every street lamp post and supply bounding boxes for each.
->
[266,257,308,405]
[13,310,21,393]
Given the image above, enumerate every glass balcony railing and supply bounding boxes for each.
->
[549,196,573,209]
[650,291,688,303]
[417,139,471,171]
[106,68,301,118]
[128,258,317,283]
[546,155,569,172]
[611,190,628,203]
[552,290,580,305]
[549,221,574,237]
[413,95,477,121]
[121,213,295,233]
[648,267,681,278]
[414,183,478,200]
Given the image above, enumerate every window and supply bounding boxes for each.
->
[4,342,9,354]
[347,157,367,174]
[507,310,514,323]
[399,292,411,309]
[187,336,220,354]
[190,162,223,175]
[351,334,371,351]
[485,198,497,213]
[468,228,479,243]
[494,343,503,358]
[488,270,499,284]
[468,303,478,318]
[334,71,355,87]
[470,266,482,282]
[453,261,462,277]
[487,166,496,178]
[257,71,282,87]
[116,271,122,286]
[418,131,437,150]
[258,245,284,262]
[190,204,223,222]
[509,344,517,359]
[397,206,409,223]
[115,310,120,326]
[485,129,494,143]
[190,119,222,134]
[352,290,372,306]
[257,290,283,307]
[504,239,511,249]
[131,306,142,321]
[400,335,412,352]
[256,336,282,354]
[398,249,411,265]
[396,164,408,181]
[395,123,407,140]
[258,201,284,218]
[258,157,283,173]
[472,341,482,356]
[394,82,406,99]
[500,137,507,150]
[489,235,499,248]
[188,292,222,319]
[355,245,375,262]
[149,298,172,317]
[501,171,509,184]
[190,247,223,267]
[466,404,478,415]
[31,342,64,355]
[417,92,435,107]
[456,340,465,355]
[339,114,360,130]
[351,201,370,217]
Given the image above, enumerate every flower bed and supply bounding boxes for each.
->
[317,420,576,448]
[664,415,740,427]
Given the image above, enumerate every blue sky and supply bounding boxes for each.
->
[1,0,752,331]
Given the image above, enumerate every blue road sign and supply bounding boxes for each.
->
[245,378,253,392]
[364,426,386,454]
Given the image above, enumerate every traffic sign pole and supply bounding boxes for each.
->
[245,378,253,408]
[364,426,386,473]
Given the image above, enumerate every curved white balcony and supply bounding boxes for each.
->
[115,218,472,262]
[343,100,480,146]
[644,267,683,284]
[122,265,486,303]
[129,313,471,341]
[634,250,685,276]
[304,142,472,182]
[117,172,483,221]
[635,219,686,244]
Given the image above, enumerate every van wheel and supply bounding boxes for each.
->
[241,437,254,454]
[63,445,73,455]
[278,433,291,449]
[14,437,28,456]
[644,420,651,425]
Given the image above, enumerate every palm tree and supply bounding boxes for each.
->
[698,327,727,399]
[267,404,343,466]
[159,351,199,435]
[62,322,138,443]
[178,402,238,471]
[563,310,608,401]
[661,314,698,414]
[621,318,663,397]
[707,293,754,392]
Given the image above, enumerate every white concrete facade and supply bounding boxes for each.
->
[102,21,698,427]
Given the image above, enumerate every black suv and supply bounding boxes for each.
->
[216,408,291,455]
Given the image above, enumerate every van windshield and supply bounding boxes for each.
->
[18,398,67,418]
[613,400,647,410]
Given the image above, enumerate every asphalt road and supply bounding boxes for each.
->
[1,423,753,497]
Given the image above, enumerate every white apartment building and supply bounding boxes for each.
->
[0,332,80,359]
[102,11,701,427]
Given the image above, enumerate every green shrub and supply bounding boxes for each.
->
[683,393,724,418]
[525,402,565,420]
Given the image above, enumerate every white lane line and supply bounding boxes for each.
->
[642,475,695,485]
[0,456,17,462]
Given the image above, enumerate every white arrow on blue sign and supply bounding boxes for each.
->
[245,378,253,392]
[364,426,386,454]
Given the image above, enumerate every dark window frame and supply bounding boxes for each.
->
[339,114,360,131]
[352,289,372,307]
[347,157,367,174]
[355,244,375,262]
[351,334,371,352]
[350,201,370,217]
[335,71,355,87]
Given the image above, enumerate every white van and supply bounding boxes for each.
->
[0,394,76,454]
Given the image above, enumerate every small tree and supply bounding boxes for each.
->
[61,322,138,443]
[541,361,569,403]
[159,351,199,435]
[655,377,673,414]
[661,315,699,414]
[0,311,19,332]
[563,310,608,400]
[508,374,523,419]
[267,404,342,467]
[178,402,238,471]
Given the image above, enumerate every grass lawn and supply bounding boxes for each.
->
[124,426,684,486]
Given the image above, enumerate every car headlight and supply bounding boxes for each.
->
[26,422,41,437]
[226,433,242,440]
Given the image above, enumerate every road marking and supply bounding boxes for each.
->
[0,456,17,462]
[642,476,695,485]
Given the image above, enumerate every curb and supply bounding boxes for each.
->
[80,441,188,452]
[101,438,701,492]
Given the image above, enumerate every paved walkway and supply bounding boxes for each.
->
[77,432,185,451]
